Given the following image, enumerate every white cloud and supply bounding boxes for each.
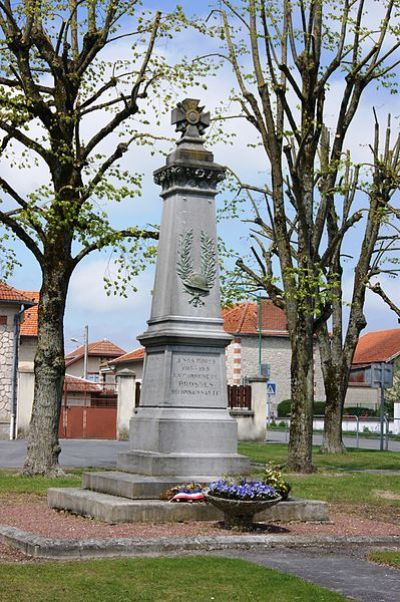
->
[67,256,153,314]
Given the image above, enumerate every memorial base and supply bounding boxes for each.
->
[117,451,250,477]
[48,476,329,524]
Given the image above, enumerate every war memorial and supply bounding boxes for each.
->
[48,100,327,525]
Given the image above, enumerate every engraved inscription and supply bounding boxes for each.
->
[171,354,220,400]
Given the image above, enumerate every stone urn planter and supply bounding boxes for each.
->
[205,492,282,530]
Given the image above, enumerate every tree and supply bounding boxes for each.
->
[317,118,400,453]
[0,0,196,475]
[200,0,400,471]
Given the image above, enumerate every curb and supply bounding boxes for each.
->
[1,525,400,560]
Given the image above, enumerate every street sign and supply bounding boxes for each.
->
[260,363,271,378]
[267,382,277,396]
[365,362,394,389]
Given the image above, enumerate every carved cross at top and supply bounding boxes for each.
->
[171,99,210,138]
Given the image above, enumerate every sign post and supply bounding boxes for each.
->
[365,362,393,451]
[266,382,276,424]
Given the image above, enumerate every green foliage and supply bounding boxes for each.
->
[343,407,377,418]
[277,399,292,418]
[277,400,326,417]
[385,357,400,417]
[262,464,291,500]
[0,233,21,280]
[0,1,213,294]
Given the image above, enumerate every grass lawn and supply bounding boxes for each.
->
[0,469,82,496]
[238,442,400,512]
[238,442,400,471]
[282,472,400,506]
[368,551,400,569]
[0,556,348,602]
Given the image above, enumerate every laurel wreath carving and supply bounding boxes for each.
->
[177,229,217,307]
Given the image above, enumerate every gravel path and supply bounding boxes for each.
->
[220,547,400,602]
[0,497,399,541]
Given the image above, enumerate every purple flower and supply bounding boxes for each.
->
[208,479,278,500]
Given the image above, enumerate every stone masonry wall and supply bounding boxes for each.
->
[225,335,327,410]
[0,309,15,438]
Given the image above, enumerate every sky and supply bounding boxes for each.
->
[3,0,400,355]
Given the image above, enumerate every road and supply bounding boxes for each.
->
[0,439,129,469]
[267,429,400,451]
[0,431,398,469]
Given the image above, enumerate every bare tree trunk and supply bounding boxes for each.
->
[287,317,314,472]
[321,375,347,454]
[23,262,71,476]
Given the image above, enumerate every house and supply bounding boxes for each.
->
[346,328,400,409]
[222,301,325,406]
[0,283,36,438]
[65,339,126,384]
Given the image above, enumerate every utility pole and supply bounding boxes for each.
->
[83,325,89,380]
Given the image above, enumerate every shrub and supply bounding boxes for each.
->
[343,407,376,417]
[277,399,325,417]
[277,399,291,417]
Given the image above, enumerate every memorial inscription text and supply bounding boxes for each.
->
[171,354,220,399]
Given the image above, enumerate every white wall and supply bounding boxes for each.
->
[0,306,18,438]
[16,363,34,437]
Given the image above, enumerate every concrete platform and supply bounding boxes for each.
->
[82,472,216,500]
[48,487,329,524]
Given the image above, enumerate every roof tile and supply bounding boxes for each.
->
[0,282,36,305]
[353,329,400,364]
[222,300,288,335]
[64,374,102,393]
[19,291,39,337]
[66,339,126,366]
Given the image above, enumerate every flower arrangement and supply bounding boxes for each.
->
[262,464,291,500]
[160,482,206,502]
[208,478,279,501]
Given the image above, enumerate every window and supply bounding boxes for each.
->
[87,373,99,383]
[0,316,7,326]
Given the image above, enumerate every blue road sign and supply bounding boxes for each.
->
[267,382,277,396]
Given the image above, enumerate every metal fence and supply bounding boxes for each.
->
[276,414,393,449]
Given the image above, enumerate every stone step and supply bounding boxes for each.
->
[82,471,216,500]
[48,488,219,523]
[48,487,329,524]
[117,451,250,477]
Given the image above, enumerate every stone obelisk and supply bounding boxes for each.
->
[118,99,249,477]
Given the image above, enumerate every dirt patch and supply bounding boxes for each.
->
[372,490,400,501]
[334,502,400,525]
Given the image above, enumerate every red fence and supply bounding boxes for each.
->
[227,385,252,410]
[59,407,117,440]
